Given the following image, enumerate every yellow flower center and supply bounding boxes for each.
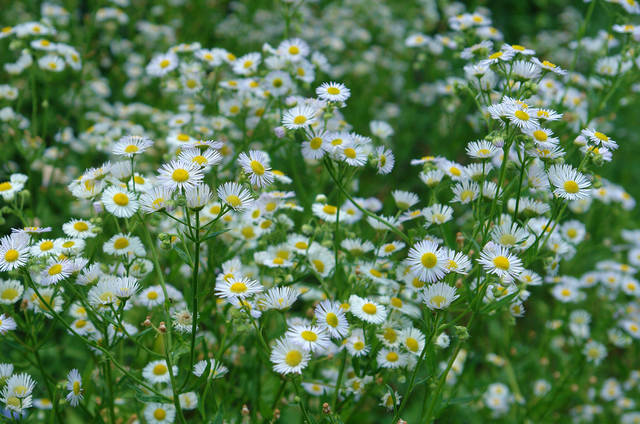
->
[362,303,377,315]
[113,193,129,206]
[322,205,337,215]
[344,148,357,159]
[230,282,248,294]
[310,137,322,150]
[327,86,340,95]
[325,312,338,327]
[390,297,403,308]
[159,59,170,68]
[73,381,81,395]
[406,337,419,352]
[386,352,399,362]
[153,364,168,375]
[250,160,265,175]
[594,131,608,141]
[73,222,89,231]
[499,234,516,245]
[449,166,461,176]
[430,295,446,308]
[40,241,54,251]
[295,241,308,250]
[288,45,300,55]
[124,145,138,153]
[369,269,382,278]
[514,110,529,121]
[4,249,19,262]
[147,291,158,300]
[172,169,189,182]
[312,259,325,273]
[293,115,307,125]
[563,180,579,194]
[1,288,18,300]
[489,52,503,59]
[353,341,365,350]
[301,330,317,341]
[177,133,190,142]
[226,195,241,207]
[532,130,547,141]
[154,409,167,420]
[0,182,11,191]
[421,252,437,269]
[285,350,303,366]
[493,255,510,270]
[48,264,63,275]
[113,237,129,249]
[542,60,556,68]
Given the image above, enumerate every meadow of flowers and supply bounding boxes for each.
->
[1,0,640,422]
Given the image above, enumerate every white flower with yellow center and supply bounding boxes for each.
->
[377,348,407,369]
[215,276,263,300]
[65,369,83,407]
[270,337,310,375]
[112,135,153,157]
[40,259,73,286]
[282,105,317,130]
[421,282,459,310]
[217,182,254,211]
[157,160,204,192]
[478,243,524,281]
[0,232,30,272]
[349,295,387,324]
[547,164,591,200]
[146,52,178,77]
[238,150,273,188]
[314,300,349,339]
[287,324,331,353]
[144,402,176,424]
[405,239,448,283]
[316,81,350,102]
[0,279,23,305]
[142,360,177,384]
[102,186,138,218]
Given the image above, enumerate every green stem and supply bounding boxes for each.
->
[189,209,201,372]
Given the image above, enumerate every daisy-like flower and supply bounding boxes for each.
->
[0,232,30,271]
[112,135,153,157]
[451,180,480,204]
[301,130,328,160]
[312,202,340,222]
[377,241,406,257]
[583,340,607,365]
[547,164,591,200]
[157,160,204,192]
[399,328,426,355]
[215,276,263,300]
[40,259,74,286]
[478,243,524,281]
[424,204,453,226]
[279,38,309,62]
[142,360,177,384]
[346,329,370,357]
[178,148,222,169]
[421,282,459,310]
[375,146,395,175]
[103,233,145,257]
[580,128,618,150]
[405,239,448,283]
[504,102,539,131]
[65,369,83,407]
[238,150,273,187]
[316,81,350,102]
[259,286,299,310]
[102,186,138,218]
[138,285,165,308]
[0,173,28,200]
[531,57,567,75]
[392,190,419,210]
[480,49,515,66]
[193,359,228,379]
[444,249,472,274]
[144,402,176,424]
[62,219,95,239]
[232,52,260,75]
[146,52,179,77]
[6,373,36,398]
[140,186,174,214]
[286,324,331,353]
[270,337,310,375]
[217,182,254,211]
[377,348,407,369]
[282,105,317,130]
[38,54,65,72]
[349,295,388,324]
[314,300,349,339]
[466,140,498,159]
[0,279,23,305]
[0,314,17,334]
[551,284,580,303]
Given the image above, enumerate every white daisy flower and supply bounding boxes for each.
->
[65,369,83,407]
[316,81,350,102]
[405,239,448,283]
[102,186,138,218]
[238,150,273,187]
[0,232,30,272]
[112,135,153,157]
[0,279,23,304]
[282,105,317,130]
[286,324,331,353]
[547,164,591,200]
[217,182,254,211]
[144,403,176,424]
[62,219,96,239]
[478,243,524,281]
[270,337,310,375]
[314,300,349,339]
[157,160,204,192]
[348,295,387,324]
[142,360,177,384]
[214,276,263,300]
[421,282,459,310]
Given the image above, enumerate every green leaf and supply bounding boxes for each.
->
[174,246,193,266]
[202,228,230,242]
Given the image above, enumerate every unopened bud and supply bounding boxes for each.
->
[241,404,250,416]
[158,322,167,333]
[143,316,152,327]
[273,408,280,420]
[322,402,331,414]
